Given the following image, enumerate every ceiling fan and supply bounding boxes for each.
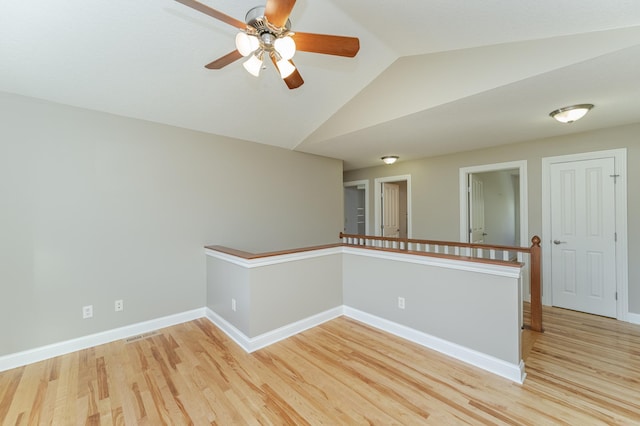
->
[175,0,360,89]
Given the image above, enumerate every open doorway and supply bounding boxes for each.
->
[460,161,529,300]
[344,180,369,235]
[374,175,411,238]
[459,161,527,246]
[469,169,520,246]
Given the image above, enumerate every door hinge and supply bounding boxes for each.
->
[610,174,620,184]
[468,186,472,193]
[615,292,618,301]
[615,232,618,242]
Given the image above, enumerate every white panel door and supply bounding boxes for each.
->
[469,174,486,243]
[382,183,400,237]
[550,157,617,317]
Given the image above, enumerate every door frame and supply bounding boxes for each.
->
[542,149,628,320]
[344,180,369,235]
[459,161,528,246]
[374,175,412,237]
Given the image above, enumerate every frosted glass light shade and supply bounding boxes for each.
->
[235,32,260,57]
[381,156,399,164]
[243,54,263,77]
[274,36,296,60]
[549,104,594,123]
[276,58,295,79]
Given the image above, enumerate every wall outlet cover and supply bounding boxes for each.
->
[82,305,93,319]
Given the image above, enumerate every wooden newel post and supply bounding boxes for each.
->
[529,235,543,332]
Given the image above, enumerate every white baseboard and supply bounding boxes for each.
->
[343,306,526,384]
[204,306,343,353]
[1,305,526,384]
[627,312,640,325]
[0,308,205,372]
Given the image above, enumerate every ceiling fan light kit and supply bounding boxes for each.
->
[234,11,298,79]
[275,56,296,78]
[235,32,260,57]
[243,52,264,77]
[175,0,360,89]
[549,104,594,123]
[274,36,296,60]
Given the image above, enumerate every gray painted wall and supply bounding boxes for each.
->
[344,124,640,314]
[343,253,521,364]
[0,92,343,356]
[206,253,343,338]
[249,254,343,336]
[206,257,251,336]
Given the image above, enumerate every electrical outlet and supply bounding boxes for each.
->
[115,299,124,312]
[82,305,93,319]
[231,298,237,312]
[398,297,405,310]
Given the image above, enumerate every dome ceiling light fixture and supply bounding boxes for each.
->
[549,104,594,123]
[381,156,399,165]
[175,0,360,90]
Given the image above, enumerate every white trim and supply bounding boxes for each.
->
[374,174,412,238]
[204,246,343,268]
[205,307,343,353]
[1,304,527,383]
[208,245,522,279]
[342,246,523,279]
[459,160,528,246]
[0,308,205,372]
[627,312,640,326]
[344,179,370,235]
[541,149,628,320]
[343,306,526,384]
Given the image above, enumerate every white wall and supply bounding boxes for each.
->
[0,92,343,356]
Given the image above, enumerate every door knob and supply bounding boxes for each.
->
[553,240,567,245]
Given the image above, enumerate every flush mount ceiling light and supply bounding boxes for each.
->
[381,156,399,165]
[549,104,594,123]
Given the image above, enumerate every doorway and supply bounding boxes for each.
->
[374,175,411,238]
[468,169,520,246]
[460,161,528,246]
[542,149,628,320]
[460,161,529,297]
[344,180,369,235]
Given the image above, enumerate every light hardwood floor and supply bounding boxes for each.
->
[1,305,639,425]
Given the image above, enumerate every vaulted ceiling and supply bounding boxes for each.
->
[2,0,639,170]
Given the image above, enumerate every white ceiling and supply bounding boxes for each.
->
[2,0,639,170]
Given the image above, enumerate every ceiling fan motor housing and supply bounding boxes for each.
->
[245,6,291,36]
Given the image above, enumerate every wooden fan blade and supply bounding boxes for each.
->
[205,50,243,69]
[270,56,304,89]
[265,0,296,28]
[175,0,246,29]
[293,32,360,57]
[284,67,304,89]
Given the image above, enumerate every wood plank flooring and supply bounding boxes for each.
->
[1,305,639,425]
